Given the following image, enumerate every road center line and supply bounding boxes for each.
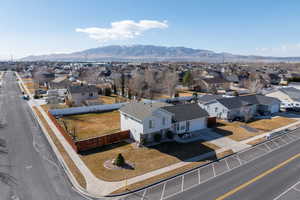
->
[215,153,300,200]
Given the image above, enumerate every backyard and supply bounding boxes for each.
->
[57,110,121,140]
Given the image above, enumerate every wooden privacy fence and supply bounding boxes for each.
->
[47,112,130,153]
[75,130,130,152]
[207,117,217,127]
[47,112,78,152]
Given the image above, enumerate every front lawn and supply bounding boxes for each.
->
[80,140,220,181]
[215,117,297,141]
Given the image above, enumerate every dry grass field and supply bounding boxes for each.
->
[215,117,297,141]
[59,111,121,140]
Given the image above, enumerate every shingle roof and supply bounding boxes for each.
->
[162,104,209,122]
[202,77,230,84]
[198,95,223,104]
[68,85,98,94]
[119,102,170,121]
[216,95,280,109]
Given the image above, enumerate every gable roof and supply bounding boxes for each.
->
[202,77,230,84]
[216,95,280,110]
[52,76,68,83]
[198,94,223,104]
[119,102,170,121]
[162,104,209,122]
[68,85,98,94]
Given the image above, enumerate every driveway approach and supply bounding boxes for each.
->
[0,72,88,200]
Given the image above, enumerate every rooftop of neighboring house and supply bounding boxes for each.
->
[67,84,98,94]
[208,94,280,110]
[202,77,230,84]
[197,94,224,104]
[52,76,68,83]
[162,103,209,122]
[119,102,171,121]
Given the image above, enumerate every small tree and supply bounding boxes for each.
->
[154,133,162,143]
[113,153,125,167]
[182,71,192,87]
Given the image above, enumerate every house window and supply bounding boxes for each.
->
[149,120,154,129]
[181,125,185,130]
[177,123,180,131]
[89,93,93,97]
[215,107,218,112]
[162,117,166,126]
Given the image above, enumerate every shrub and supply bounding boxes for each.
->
[166,130,174,139]
[154,133,162,143]
[113,153,125,167]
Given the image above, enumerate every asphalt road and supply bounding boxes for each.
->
[0,72,88,200]
[167,130,300,200]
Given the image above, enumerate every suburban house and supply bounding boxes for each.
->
[119,102,209,143]
[265,87,300,110]
[50,76,72,89]
[200,95,280,121]
[193,77,231,92]
[66,84,99,106]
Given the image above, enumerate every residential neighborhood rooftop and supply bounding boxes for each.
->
[162,103,209,122]
[119,102,171,121]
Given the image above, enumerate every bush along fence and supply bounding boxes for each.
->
[47,111,130,153]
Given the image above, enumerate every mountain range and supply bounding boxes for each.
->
[21,45,300,63]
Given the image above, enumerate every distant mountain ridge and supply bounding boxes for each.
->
[21,45,300,62]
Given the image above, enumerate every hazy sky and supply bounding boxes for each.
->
[1,0,300,59]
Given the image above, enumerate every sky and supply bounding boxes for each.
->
[1,0,300,59]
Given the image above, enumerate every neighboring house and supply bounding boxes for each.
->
[119,102,209,143]
[265,87,300,109]
[46,89,67,104]
[66,84,98,106]
[200,95,280,121]
[50,76,72,89]
[193,77,231,92]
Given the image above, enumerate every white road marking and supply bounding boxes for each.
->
[225,159,230,170]
[212,163,216,177]
[181,176,184,192]
[160,183,166,200]
[274,181,300,200]
[198,168,201,184]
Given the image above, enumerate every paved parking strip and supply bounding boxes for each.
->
[226,156,241,169]
[163,177,182,198]
[274,181,300,200]
[182,170,199,190]
[122,131,300,200]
